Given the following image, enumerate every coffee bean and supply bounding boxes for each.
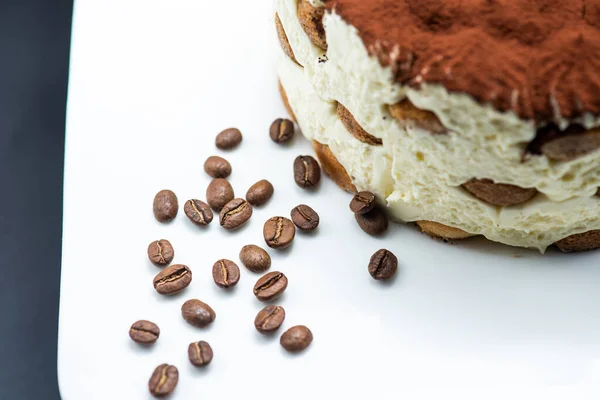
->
[254,305,285,334]
[263,217,295,249]
[368,249,398,280]
[280,325,313,352]
[269,118,294,143]
[204,156,232,178]
[219,198,253,230]
[153,264,192,295]
[293,155,321,188]
[153,189,178,222]
[290,204,319,231]
[188,341,213,367]
[184,199,213,226]
[246,179,274,206]
[129,320,160,344]
[181,299,216,327]
[355,207,388,236]
[148,364,178,398]
[253,271,288,301]
[147,239,174,266]
[215,127,242,150]
[239,245,271,273]
[212,259,240,288]
[206,178,234,211]
[350,191,376,214]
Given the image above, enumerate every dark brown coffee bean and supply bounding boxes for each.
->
[293,155,321,188]
[246,179,274,206]
[215,127,242,150]
[355,207,388,236]
[183,199,213,226]
[253,271,288,301]
[149,364,178,398]
[129,320,160,344]
[153,189,178,222]
[219,198,253,230]
[239,245,271,272]
[269,118,294,143]
[153,264,192,295]
[368,249,398,280]
[290,204,319,231]
[181,299,216,327]
[263,217,296,249]
[280,325,313,352]
[188,341,213,367]
[350,191,376,214]
[254,305,285,334]
[212,259,240,288]
[206,178,234,211]
[147,239,174,266]
[204,156,232,178]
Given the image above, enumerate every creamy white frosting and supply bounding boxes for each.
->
[276,0,600,251]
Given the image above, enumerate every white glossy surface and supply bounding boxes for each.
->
[59,1,600,398]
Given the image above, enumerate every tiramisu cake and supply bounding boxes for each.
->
[275,0,600,252]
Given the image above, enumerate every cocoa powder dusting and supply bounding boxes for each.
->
[325,0,600,123]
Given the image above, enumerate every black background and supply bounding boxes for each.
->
[0,0,73,398]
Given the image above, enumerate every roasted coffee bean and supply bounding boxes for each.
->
[219,198,253,230]
[204,156,232,178]
[254,305,285,334]
[293,155,321,188]
[147,239,174,266]
[280,325,313,352]
[246,179,274,206]
[149,364,178,398]
[153,189,178,222]
[253,271,288,301]
[263,216,296,249]
[290,204,319,231]
[355,207,388,236]
[212,259,240,288]
[215,127,242,150]
[184,199,213,226]
[129,320,160,344]
[368,249,398,280]
[181,299,216,327]
[269,118,294,143]
[206,178,234,211]
[188,341,213,367]
[153,264,192,295]
[350,191,376,214]
[239,245,271,273]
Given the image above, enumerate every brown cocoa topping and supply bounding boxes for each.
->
[325,0,600,122]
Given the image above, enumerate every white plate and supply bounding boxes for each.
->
[58,0,600,398]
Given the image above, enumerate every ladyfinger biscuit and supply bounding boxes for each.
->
[312,140,357,193]
[416,220,475,240]
[337,103,382,146]
[297,0,327,50]
[462,179,537,207]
